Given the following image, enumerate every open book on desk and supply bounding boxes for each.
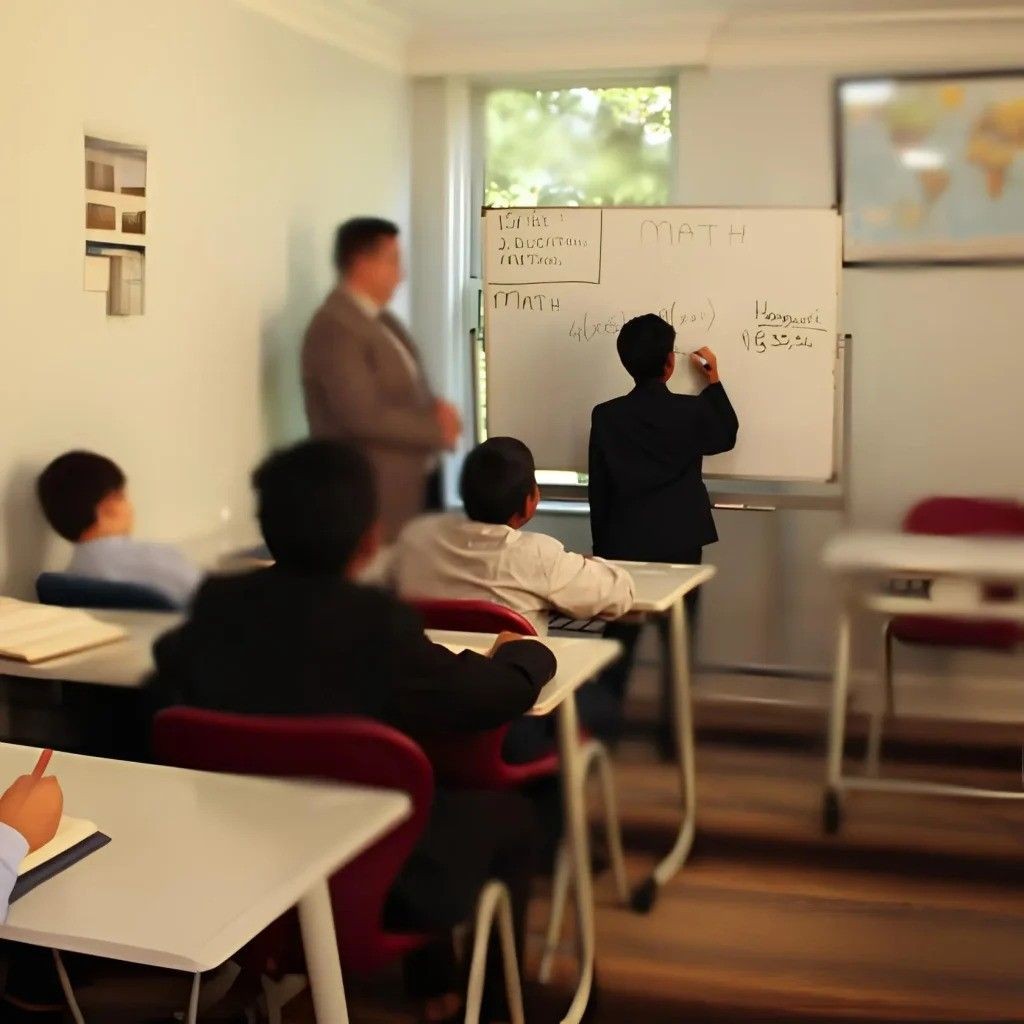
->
[0,598,126,664]
[12,815,111,903]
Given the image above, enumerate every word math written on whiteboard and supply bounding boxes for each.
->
[483,207,841,481]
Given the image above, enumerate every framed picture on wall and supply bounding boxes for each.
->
[836,70,1024,265]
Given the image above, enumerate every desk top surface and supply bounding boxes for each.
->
[0,613,623,711]
[613,562,717,613]
[823,531,1024,580]
[0,743,409,972]
[428,630,622,715]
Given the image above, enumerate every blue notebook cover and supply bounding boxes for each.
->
[10,832,111,904]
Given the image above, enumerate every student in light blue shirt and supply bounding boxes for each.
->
[37,452,201,608]
[0,753,62,921]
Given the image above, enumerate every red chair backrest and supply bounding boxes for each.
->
[411,597,538,637]
[152,708,432,976]
[407,598,558,788]
[903,497,1024,537]
[895,497,1024,648]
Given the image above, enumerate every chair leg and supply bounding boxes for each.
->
[464,880,525,1024]
[261,974,308,1024]
[864,620,895,776]
[583,740,629,906]
[52,950,86,1024]
[538,841,571,983]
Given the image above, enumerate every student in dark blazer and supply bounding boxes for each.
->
[145,439,554,1024]
[588,313,738,749]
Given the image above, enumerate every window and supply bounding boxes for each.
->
[473,84,674,484]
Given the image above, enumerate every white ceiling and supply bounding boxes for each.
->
[377,0,1024,30]
[253,0,1024,74]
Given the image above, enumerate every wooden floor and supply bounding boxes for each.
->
[288,724,1024,1024]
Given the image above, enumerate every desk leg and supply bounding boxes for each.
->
[633,598,696,912]
[298,878,349,1024]
[556,693,595,1024]
[823,607,853,834]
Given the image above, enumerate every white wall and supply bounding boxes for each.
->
[0,0,409,596]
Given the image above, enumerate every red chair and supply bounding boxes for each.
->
[891,497,1024,649]
[868,497,1024,772]
[408,597,629,982]
[152,709,525,1024]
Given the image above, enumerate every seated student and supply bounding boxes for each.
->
[144,439,555,1024]
[589,313,738,747]
[392,436,635,636]
[36,451,201,608]
[0,756,62,922]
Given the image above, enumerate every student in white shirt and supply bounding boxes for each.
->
[393,437,635,636]
[0,755,62,922]
[37,452,201,608]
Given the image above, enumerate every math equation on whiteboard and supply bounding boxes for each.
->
[742,300,826,353]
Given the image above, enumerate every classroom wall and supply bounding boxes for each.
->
[523,65,1024,682]
[0,0,409,596]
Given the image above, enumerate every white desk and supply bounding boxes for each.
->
[431,629,621,1024]
[0,611,173,688]
[0,742,410,1024]
[612,562,717,909]
[822,531,1024,833]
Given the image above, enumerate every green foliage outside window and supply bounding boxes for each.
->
[484,85,673,208]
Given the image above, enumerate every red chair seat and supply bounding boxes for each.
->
[890,615,1020,649]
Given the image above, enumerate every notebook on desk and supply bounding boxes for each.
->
[11,815,111,903]
[0,598,127,664]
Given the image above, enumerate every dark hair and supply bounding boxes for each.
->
[616,313,675,383]
[37,451,126,541]
[332,217,399,273]
[253,440,377,574]
[460,437,536,525]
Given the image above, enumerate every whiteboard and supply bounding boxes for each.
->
[482,207,841,482]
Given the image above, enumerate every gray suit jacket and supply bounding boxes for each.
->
[301,286,442,540]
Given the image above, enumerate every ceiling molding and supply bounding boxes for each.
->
[232,0,409,71]
[709,8,1024,69]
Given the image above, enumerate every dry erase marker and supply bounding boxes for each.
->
[674,348,710,369]
[31,748,53,778]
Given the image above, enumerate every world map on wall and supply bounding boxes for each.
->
[840,75,1024,261]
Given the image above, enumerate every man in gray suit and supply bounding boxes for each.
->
[302,218,462,540]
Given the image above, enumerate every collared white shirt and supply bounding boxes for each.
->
[391,512,636,635]
[68,536,201,608]
[346,287,422,386]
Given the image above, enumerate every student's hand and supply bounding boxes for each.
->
[0,773,63,853]
[692,347,720,385]
[435,400,462,450]
[486,631,532,657]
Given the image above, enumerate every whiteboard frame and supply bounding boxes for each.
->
[481,205,847,512]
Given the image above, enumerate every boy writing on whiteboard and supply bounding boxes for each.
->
[588,313,738,751]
